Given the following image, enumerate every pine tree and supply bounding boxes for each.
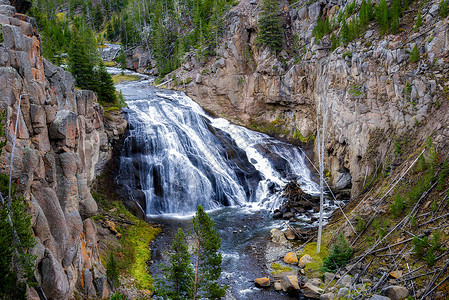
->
[106,252,120,288]
[410,44,420,62]
[116,47,127,70]
[414,11,423,32]
[192,206,227,300]
[95,61,117,103]
[440,0,449,18]
[341,19,351,44]
[390,0,401,34]
[256,0,283,51]
[375,0,389,34]
[157,228,194,300]
[68,25,96,90]
[0,196,36,299]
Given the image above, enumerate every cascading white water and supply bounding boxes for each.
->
[114,69,320,216]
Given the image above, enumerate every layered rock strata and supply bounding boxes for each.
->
[169,0,449,195]
[0,2,115,298]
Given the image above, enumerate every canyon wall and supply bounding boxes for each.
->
[168,0,449,195]
[0,1,114,298]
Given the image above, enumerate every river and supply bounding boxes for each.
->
[110,67,337,299]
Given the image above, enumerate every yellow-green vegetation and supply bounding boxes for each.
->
[92,193,160,291]
[104,61,117,67]
[292,129,315,143]
[249,117,291,137]
[121,208,160,289]
[299,242,329,277]
[112,74,140,84]
[270,263,292,275]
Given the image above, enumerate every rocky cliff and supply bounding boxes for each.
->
[167,0,449,196]
[0,1,115,298]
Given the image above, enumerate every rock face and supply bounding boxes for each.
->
[168,0,449,196]
[0,3,116,298]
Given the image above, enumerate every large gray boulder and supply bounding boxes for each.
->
[382,285,409,300]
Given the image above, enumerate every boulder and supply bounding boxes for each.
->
[324,272,335,284]
[303,281,321,299]
[274,281,282,291]
[337,287,349,298]
[382,285,409,300]
[280,275,300,293]
[300,254,315,265]
[340,274,352,287]
[284,252,298,264]
[284,229,296,240]
[254,277,270,288]
[370,295,391,300]
[270,228,287,243]
[320,292,335,300]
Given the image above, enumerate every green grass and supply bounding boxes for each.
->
[112,74,140,84]
[270,263,292,275]
[104,61,117,67]
[300,242,329,277]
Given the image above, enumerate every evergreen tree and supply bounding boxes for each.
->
[439,0,449,18]
[390,0,401,34]
[192,206,227,300]
[68,25,96,90]
[414,11,423,32]
[410,44,420,62]
[95,61,117,103]
[116,47,127,70]
[106,252,120,288]
[157,228,194,300]
[375,0,389,34]
[256,0,283,51]
[0,196,36,299]
[341,19,351,44]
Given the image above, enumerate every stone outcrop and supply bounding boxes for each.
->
[0,2,117,298]
[167,0,449,195]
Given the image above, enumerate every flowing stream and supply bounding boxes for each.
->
[112,68,337,299]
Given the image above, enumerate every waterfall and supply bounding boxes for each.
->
[115,70,320,216]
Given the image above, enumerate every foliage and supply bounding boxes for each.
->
[0,196,37,299]
[322,234,353,273]
[313,17,332,42]
[116,47,127,70]
[156,228,194,300]
[414,11,423,32]
[416,154,427,173]
[375,0,389,34]
[106,252,120,288]
[436,159,448,191]
[192,206,227,299]
[373,218,388,239]
[110,293,126,300]
[359,0,374,28]
[390,0,401,33]
[270,263,292,274]
[440,0,449,18]
[390,194,405,217]
[257,0,284,51]
[413,232,443,267]
[356,217,366,232]
[96,61,118,103]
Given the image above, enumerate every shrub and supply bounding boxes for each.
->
[440,0,449,18]
[356,217,366,232]
[322,234,353,272]
[106,252,120,288]
[390,194,405,217]
[412,236,429,257]
[110,293,126,300]
[410,44,420,62]
[414,11,423,32]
